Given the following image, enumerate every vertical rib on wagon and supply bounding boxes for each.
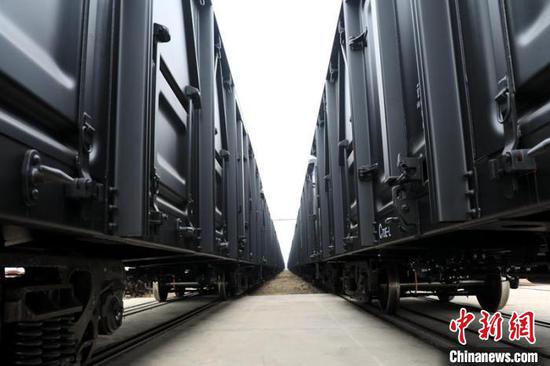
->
[411,0,470,222]
[197,0,215,251]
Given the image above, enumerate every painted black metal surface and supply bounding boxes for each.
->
[289,0,550,271]
[0,0,283,268]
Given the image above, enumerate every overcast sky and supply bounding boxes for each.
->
[213,1,341,265]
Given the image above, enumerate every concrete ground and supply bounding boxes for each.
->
[110,272,550,366]
[109,293,444,366]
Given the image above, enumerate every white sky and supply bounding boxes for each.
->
[213,1,342,266]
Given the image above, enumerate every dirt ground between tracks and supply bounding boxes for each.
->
[253,270,322,295]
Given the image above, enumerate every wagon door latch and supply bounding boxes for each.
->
[385,154,423,234]
[349,28,368,51]
[489,77,536,179]
[488,149,536,180]
[22,149,103,206]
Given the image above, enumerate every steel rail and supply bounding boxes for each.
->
[123,293,200,317]
[90,299,221,365]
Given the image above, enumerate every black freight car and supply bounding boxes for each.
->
[0,0,283,363]
[289,0,550,314]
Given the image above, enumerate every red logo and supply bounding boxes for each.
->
[478,310,503,342]
[449,308,536,345]
[508,311,536,344]
[449,308,475,345]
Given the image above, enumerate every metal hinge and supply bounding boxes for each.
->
[175,218,199,240]
[218,241,229,254]
[343,235,357,250]
[183,85,202,109]
[383,154,423,234]
[338,139,350,166]
[238,236,247,250]
[153,23,171,43]
[464,171,480,219]
[391,184,418,233]
[22,149,103,206]
[149,170,167,226]
[238,237,246,257]
[328,63,338,83]
[223,78,234,92]
[149,210,167,226]
[495,77,512,124]
[386,154,423,186]
[358,163,378,182]
[107,186,118,234]
[488,149,536,180]
[220,149,230,161]
[338,20,346,47]
[309,251,321,259]
[81,113,95,153]
[349,28,368,51]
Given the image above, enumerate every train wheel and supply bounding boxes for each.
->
[229,271,243,297]
[153,281,168,302]
[476,274,510,312]
[378,264,400,314]
[325,265,342,294]
[98,291,124,335]
[343,270,357,297]
[355,266,373,303]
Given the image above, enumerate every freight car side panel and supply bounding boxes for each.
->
[0,0,112,235]
[314,120,331,259]
[506,0,550,190]
[150,0,199,247]
[152,0,194,215]
[235,118,247,259]
[457,0,550,219]
[457,0,507,159]
[213,58,228,254]
[506,0,550,100]
[221,71,239,259]
[243,132,252,261]
[0,0,281,274]
[0,0,82,121]
[412,0,470,223]
[291,0,550,271]
[325,64,346,255]
[337,55,359,252]
[115,0,202,250]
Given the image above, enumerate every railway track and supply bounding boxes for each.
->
[91,298,221,365]
[123,293,200,317]
[340,294,550,361]
[340,294,458,351]
[123,300,158,311]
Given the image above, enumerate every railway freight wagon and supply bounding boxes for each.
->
[0,0,283,364]
[289,0,550,314]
